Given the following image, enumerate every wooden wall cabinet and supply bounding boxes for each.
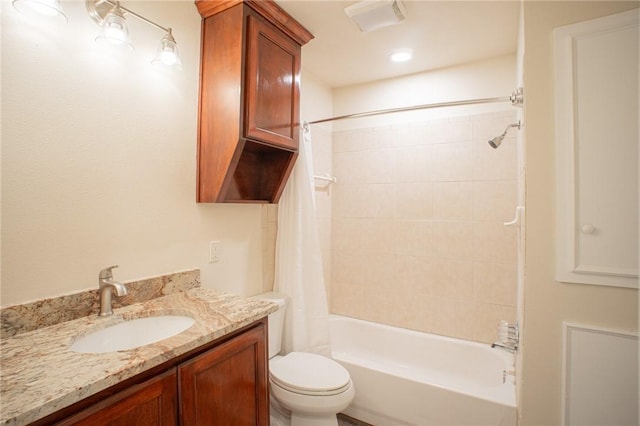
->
[196,0,313,203]
[36,320,268,426]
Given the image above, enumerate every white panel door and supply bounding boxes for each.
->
[563,323,639,426]
[555,9,639,288]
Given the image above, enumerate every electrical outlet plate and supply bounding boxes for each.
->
[209,241,221,263]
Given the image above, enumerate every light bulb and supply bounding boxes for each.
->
[12,0,67,22]
[159,51,178,66]
[152,29,182,69]
[95,4,133,50]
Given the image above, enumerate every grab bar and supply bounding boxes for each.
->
[314,174,337,184]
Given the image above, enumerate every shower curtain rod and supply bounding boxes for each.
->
[307,88,524,125]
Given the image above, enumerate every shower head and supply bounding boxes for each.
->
[488,121,521,149]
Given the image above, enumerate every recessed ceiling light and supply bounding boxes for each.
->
[390,48,413,63]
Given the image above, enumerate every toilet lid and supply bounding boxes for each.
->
[270,352,351,394]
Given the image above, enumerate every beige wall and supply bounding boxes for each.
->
[520,1,639,424]
[332,54,518,131]
[1,1,265,306]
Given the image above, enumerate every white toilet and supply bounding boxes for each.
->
[257,292,355,426]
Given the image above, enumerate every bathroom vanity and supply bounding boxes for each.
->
[0,288,277,425]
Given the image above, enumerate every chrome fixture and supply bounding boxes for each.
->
[502,369,515,384]
[491,320,519,353]
[98,265,128,316]
[509,87,524,107]
[314,174,337,184]
[308,88,525,125]
[488,120,521,149]
[12,0,67,22]
[151,28,182,68]
[87,0,181,68]
[95,2,133,49]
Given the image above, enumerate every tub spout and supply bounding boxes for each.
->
[491,342,518,353]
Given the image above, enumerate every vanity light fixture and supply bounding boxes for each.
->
[87,0,181,68]
[12,0,67,22]
[95,2,133,50]
[151,28,182,69]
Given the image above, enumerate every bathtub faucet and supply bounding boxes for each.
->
[491,341,518,353]
[491,320,519,353]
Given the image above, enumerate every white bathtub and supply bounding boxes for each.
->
[329,315,517,426]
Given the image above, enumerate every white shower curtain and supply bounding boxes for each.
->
[274,122,331,357]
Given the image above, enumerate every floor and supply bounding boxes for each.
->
[270,413,374,426]
[270,411,372,425]
[337,413,373,426]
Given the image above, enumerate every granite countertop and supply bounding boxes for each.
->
[0,288,276,426]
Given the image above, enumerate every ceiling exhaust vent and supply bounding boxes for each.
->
[344,0,407,33]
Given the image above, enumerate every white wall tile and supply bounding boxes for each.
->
[473,138,517,180]
[395,183,434,219]
[395,145,435,183]
[396,255,435,295]
[431,296,476,341]
[394,292,435,332]
[473,180,518,222]
[432,221,475,260]
[334,183,396,218]
[434,181,474,220]
[473,261,517,306]
[473,222,518,263]
[395,220,434,257]
[329,111,518,343]
[432,258,475,300]
[433,142,474,181]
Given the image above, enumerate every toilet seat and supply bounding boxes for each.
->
[270,352,351,396]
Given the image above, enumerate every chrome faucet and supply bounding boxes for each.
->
[491,341,518,353]
[98,265,128,316]
[491,320,519,353]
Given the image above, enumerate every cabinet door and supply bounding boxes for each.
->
[554,9,639,288]
[179,323,268,426]
[244,14,301,151]
[57,369,177,426]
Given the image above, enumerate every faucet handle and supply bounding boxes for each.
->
[99,265,119,280]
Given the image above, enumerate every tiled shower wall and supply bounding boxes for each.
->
[330,110,518,344]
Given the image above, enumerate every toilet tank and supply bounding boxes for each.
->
[254,292,287,359]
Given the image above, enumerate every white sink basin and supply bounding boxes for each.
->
[70,315,195,353]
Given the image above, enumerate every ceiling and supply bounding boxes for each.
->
[276,0,521,88]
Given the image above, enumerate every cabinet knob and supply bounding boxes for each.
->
[581,224,595,234]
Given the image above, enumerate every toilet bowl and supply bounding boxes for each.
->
[255,292,355,426]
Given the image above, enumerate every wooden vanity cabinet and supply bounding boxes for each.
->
[179,322,268,425]
[56,370,178,426]
[195,0,313,203]
[39,319,268,426]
